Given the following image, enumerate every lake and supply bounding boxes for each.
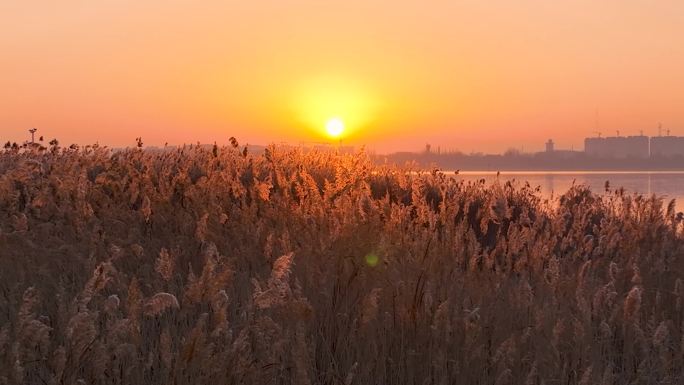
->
[453,171,684,212]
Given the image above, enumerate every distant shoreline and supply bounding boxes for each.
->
[375,152,684,172]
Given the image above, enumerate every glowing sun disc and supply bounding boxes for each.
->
[326,118,345,137]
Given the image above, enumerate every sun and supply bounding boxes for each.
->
[325,118,345,138]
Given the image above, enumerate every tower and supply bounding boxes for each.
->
[545,139,554,153]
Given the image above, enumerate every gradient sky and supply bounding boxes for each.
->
[2,0,684,153]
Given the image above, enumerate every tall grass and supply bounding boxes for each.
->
[1,142,684,384]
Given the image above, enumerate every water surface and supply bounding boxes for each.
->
[453,171,684,212]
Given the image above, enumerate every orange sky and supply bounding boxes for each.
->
[2,0,684,153]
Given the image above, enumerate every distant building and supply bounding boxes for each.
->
[536,139,580,159]
[545,139,554,152]
[650,136,684,157]
[584,135,649,158]
[584,137,603,156]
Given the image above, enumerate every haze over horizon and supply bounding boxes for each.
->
[2,0,684,153]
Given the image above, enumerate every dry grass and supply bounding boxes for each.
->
[1,142,684,384]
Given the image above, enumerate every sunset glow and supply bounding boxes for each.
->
[325,118,345,138]
[3,3,684,381]
[289,75,379,142]
[2,1,684,152]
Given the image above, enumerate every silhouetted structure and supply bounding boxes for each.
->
[650,136,684,157]
[545,139,554,152]
[584,135,649,158]
[379,135,684,171]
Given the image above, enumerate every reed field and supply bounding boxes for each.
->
[2,141,684,384]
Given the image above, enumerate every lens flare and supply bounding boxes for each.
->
[365,253,379,267]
